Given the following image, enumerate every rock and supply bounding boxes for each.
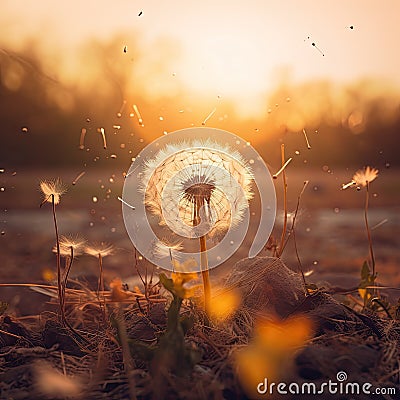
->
[223,257,306,318]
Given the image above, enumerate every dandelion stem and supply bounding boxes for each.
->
[365,182,376,281]
[199,235,211,315]
[194,198,211,316]
[278,144,288,257]
[97,253,107,321]
[281,180,309,292]
[51,194,64,323]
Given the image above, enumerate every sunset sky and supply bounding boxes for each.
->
[1,0,400,119]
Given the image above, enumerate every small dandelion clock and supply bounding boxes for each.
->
[122,128,276,314]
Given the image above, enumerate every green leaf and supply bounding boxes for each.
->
[159,273,174,294]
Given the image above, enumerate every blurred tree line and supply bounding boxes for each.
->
[1,42,399,170]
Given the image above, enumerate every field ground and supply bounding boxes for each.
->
[0,167,399,313]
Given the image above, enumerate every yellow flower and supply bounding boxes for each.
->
[109,277,135,301]
[170,271,200,299]
[40,178,67,205]
[209,287,241,322]
[234,316,313,398]
[352,166,379,187]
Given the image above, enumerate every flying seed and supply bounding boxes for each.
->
[123,45,127,53]
[118,196,135,210]
[302,128,311,149]
[117,100,127,117]
[273,157,292,179]
[132,104,143,124]
[99,128,107,149]
[72,171,85,185]
[311,42,325,56]
[371,219,388,230]
[79,128,87,150]
[202,108,216,125]
[138,11,143,16]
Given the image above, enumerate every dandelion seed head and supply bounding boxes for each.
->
[141,139,253,239]
[85,242,115,258]
[40,178,66,205]
[53,235,86,257]
[352,166,379,187]
[153,239,184,259]
[122,127,276,272]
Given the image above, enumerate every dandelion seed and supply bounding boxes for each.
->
[132,104,143,124]
[138,11,143,16]
[371,218,388,230]
[117,100,127,118]
[110,154,117,159]
[99,128,107,149]
[113,125,121,130]
[79,128,86,150]
[92,196,98,203]
[72,171,85,185]
[40,178,66,205]
[118,196,135,210]
[123,45,127,53]
[302,128,311,149]
[201,107,216,126]
[311,42,325,56]
[21,127,28,133]
[272,157,292,179]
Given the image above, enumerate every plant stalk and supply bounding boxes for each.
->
[51,195,64,323]
[365,182,376,281]
[278,144,288,257]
